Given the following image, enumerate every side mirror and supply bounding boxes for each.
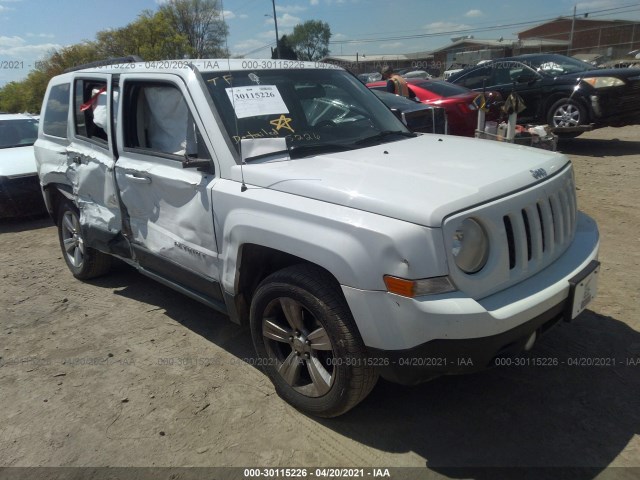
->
[182,155,212,171]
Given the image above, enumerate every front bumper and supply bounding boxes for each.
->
[342,212,599,384]
[0,174,46,217]
[369,300,565,384]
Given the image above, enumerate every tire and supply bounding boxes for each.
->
[249,264,378,417]
[57,200,112,280]
[547,98,587,130]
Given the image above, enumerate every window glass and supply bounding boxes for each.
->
[123,82,207,159]
[455,66,491,90]
[74,79,108,145]
[43,83,70,138]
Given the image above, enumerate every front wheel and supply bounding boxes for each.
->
[249,265,378,417]
[547,98,587,131]
[57,201,112,279]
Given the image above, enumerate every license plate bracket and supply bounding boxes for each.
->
[564,260,600,322]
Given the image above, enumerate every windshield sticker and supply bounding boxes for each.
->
[207,74,233,86]
[226,85,289,119]
[248,73,261,84]
[269,114,295,133]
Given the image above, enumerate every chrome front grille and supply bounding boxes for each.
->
[502,180,576,272]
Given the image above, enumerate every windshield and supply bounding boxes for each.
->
[202,68,411,159]
[0,118,39,149]
[525,55,593,75]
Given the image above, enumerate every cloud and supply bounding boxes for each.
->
[465,9,483,18]
[0,35,60,59]
[278,13,301,27]
[423,22,470,34]
[310,0,319,4]
[332,33,348,40]
[378,41,404,50]
[276,4,307,13]
[26,33,55,39]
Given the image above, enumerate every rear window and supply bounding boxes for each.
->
[43,83,70,138]
[413,81,470,97]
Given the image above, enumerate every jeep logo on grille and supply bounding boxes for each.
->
[530,168,548,180]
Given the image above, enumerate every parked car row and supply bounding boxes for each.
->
[447,53,640,135]
[368,78,500,137]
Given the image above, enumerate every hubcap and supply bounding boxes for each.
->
[552,104,581,128]
[262,297,335,397]
[61,210,85,268]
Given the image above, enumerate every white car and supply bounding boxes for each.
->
[0,114,44,217]
[35,58,599,417]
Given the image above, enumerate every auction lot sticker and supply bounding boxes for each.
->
[226,85,289,118]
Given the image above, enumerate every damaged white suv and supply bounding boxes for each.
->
[35,58,600,417]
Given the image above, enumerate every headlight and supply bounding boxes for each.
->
[582,77,625,88]
[451,218,489,273]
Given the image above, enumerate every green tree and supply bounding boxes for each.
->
[159,0,229,58]
[96,10,191,60]
[289,20,331,61]
[271,35,297,60]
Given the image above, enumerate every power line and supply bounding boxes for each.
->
[328,5,640,45]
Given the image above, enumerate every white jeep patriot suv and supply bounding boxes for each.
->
[35,58,600,417]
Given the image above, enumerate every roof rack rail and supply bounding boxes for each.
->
[63,56,143,73]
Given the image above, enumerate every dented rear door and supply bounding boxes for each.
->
[67,74,123,239]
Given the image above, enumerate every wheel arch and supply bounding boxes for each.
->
[227,242,350,327]
[42,182,74,225]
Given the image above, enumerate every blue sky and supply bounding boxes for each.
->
[1,0,639,86]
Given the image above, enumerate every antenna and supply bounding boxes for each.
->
[220,1,247,192]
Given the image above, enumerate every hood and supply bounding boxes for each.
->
[0,145,37,178]
[237,135,569,227]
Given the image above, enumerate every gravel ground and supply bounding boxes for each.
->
[1,126,639,478]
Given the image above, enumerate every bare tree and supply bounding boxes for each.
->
[159,0,229,58]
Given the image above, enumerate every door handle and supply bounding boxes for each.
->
[124,173,152,184]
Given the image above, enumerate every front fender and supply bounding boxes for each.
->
[212,179,449,294]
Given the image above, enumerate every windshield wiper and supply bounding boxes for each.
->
[287,142,356,159]
[354,130,416,146]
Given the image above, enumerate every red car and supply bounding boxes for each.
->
[368,78,498,137]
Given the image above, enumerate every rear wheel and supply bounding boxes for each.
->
[57,201,112,279]
[249,264,378,417]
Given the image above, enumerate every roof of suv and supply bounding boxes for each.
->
[58,59,338,77]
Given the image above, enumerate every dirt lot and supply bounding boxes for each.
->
[1,126,639,477]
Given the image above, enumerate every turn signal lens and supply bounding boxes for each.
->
[384,275,456,298]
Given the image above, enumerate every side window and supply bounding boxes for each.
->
[123,82,209,160]
[491,62,527,85]
[43,83,70,138]
[74,79,108,146]
[455,66,491,90]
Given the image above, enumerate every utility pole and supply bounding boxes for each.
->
[272,0,280,59]
[568,3,576,55]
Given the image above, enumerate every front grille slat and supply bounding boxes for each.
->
[549,193,565,245]
[524,205,543,261]
[537,199,556,256]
